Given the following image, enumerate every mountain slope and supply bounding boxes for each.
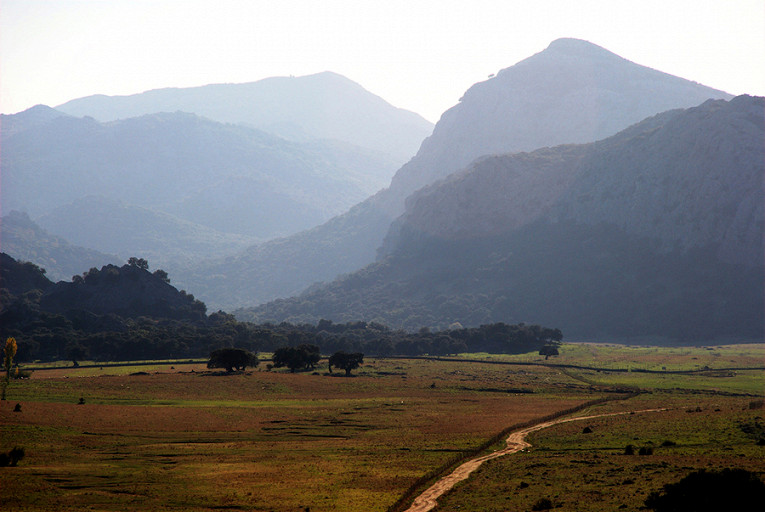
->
[35,197,258,269]
[0,211,122,282]
[185,38,732,310]
[56,71,433,164]
[239,96,765,342]
[1,110,397,229]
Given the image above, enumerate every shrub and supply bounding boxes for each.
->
[639,446,654,456]
[645,468,765,511]
[624,444,635,455]
[0,446,25,467]
[531,497,554,511]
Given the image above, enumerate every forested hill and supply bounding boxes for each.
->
[0,253,561,363]
[238,95,765,343]
[183,38,732,311]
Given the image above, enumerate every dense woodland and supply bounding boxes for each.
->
[0,254,562,363]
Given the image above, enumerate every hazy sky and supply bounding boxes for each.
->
[2,0,763,122]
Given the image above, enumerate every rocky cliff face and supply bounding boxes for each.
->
[243,96,764,341]
[187,39,732,310]
[388,96,764,268]
[384,38,732,208]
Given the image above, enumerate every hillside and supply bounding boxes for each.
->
[183,38,732,310]
[56,71,433,164]
[239,96,765,342]
[35,197,257,269]
[1,110,397,231]
[0,254,212,361]
[0,211,122,282]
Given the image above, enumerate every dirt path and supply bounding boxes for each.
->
[404,408,667,512]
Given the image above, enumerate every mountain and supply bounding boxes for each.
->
[0,211,122,282]
[55,71,433,164]
[239,96,764,342]
[0,104,69,137]
[184,38,732,311]
[1,110,397,229]
[34,197,258,269]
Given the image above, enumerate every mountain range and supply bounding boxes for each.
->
[2,77,432,268]
[55,71,433,164]
[182,38,732,310]
[240,95,764,342]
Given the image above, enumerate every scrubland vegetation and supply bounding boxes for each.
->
[1,343,762,511]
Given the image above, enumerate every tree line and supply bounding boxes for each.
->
[1,254,562,363]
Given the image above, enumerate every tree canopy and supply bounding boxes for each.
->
[272,344,320,373]
[207,348,258,372]
[328,351,364,376]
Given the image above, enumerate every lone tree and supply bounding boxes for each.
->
[539,344,560,360]
[328,351,364,376]
[65,342,89,367]
[2,337,17,400]
[207,348,258,372]
[645,468,765,511]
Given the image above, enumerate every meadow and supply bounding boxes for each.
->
[1,343,762,511]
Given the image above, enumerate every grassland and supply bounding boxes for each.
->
[1,343,763,511]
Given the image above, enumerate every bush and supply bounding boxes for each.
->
[638,446,654,456]
[0,446,25,467]
[531,497,554,510]
[624,444,635,455]
[645,468,765,511]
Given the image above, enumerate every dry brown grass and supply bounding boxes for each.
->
[1,358,592,511]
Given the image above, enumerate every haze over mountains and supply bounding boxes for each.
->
[243,95,764,341]
[56,71,433,165]
[2,75,432,271]
[184,38,732,310]
[3,37,758,344]
[0,211,122,283]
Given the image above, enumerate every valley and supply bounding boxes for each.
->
[1,344,762,511]
[1,31,763,512]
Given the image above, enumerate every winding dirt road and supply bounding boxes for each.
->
[404,408,667,512]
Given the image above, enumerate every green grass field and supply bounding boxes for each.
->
[1,343,763,511]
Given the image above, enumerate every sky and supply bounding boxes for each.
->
[1,0,764,123]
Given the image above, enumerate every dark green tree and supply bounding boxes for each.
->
[127,257,149,271]
[207,348,258,372]
[153,269,170,283]
[65,341,89,366]
[272,345,319,373]
[328,351,364,376]
[539,344,560,360]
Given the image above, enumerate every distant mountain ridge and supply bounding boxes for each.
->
[56,71,433,164]
[185,38,733,310]
[0,108,408,269]
[240,95,765,342]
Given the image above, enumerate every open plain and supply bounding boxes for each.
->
[1,344,763,511]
